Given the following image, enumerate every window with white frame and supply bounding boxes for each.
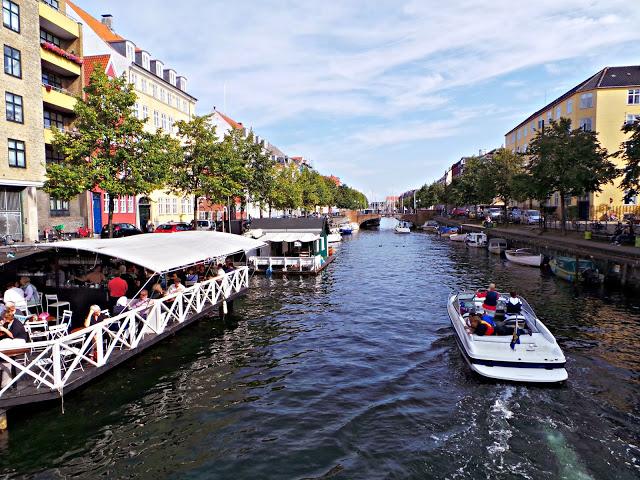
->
[626,113,640,125]
[120,197,127,212]
[157,197,165,215]
[156,64,163,77]
[169,116,174,131]
[161,113,167,130]
[183,100,187,113]
[141,78,147,93]
[154,110,159,127]
[579,117,592,131]
[151,83,157,98]
[580,93,593,109]
[160,89,166,102]
[128,196,134,213]
[133,103,140,118]
[181,197,191,214]
[167,92,173,106]
[567,99,573,113]
[171,198,178,214]
[537,119,544,130]
[524,125,528,136]
[547,110,552,122]
[142,105,149,120]
[142,53,150,70]
[129,71,137,86]
[628,89,640,105]
[555,106,561,119]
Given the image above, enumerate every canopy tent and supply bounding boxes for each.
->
[259,232,320,243]
[37,231,265,273]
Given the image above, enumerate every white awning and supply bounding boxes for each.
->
[39,231,265,273]
[260,232,320,243]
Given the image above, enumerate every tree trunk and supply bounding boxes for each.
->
[108,195,115,239]
[193,196,198,225]
[559,191,567,235]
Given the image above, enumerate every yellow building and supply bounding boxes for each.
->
[505,66,640,219]
[67,1,198,231]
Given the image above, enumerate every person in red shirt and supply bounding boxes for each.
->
[107,273,128,311]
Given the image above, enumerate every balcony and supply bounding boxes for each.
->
[40,43,82,77]
[42,84,77,113]
[38,1,80,40]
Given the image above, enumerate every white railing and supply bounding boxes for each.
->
[249,256,322,272]
[0,267,249,399]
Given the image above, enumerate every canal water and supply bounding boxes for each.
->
[1,218,639,479]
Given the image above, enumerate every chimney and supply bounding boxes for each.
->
[101,14,113,30]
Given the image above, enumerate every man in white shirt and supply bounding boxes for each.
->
[4,282,27,313]
[166,276,185,296]
[20,276,39,304]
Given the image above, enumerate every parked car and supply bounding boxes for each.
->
[486,208,503,221]
[450,207,467,217]
[100,223,143,238]
[508,208,523,224]
[155,222,192,233]
[523,209,542,225]
[195,220,216,231]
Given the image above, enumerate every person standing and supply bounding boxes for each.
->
[107,273,128,311]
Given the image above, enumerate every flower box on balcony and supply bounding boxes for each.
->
[41,41,83,65]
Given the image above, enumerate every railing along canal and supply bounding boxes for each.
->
[0,267,249,400]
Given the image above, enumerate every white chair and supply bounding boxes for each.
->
[45,294,71,321]
[48,324,68,340]
[59,310,73,327]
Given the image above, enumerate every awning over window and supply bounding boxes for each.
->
[260,232,320,243]
[38,231,265,273]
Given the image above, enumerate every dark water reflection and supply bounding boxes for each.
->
[1,219,639,479]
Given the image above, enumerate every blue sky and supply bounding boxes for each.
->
[82,0,640,201]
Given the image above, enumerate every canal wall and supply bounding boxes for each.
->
[435,217,640,289]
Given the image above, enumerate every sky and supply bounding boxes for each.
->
[81,0,640,201]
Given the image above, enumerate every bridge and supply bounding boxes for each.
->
[339,210,437,228]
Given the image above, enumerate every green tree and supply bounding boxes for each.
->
[243,131,276,217]
[269,164,302,214]
[45,69,179,237]
[526,118,617,233]
[616,118,640,201]
[484,148,525,211]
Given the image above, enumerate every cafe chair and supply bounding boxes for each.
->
[60,310,73,328]
[45,294,71,321]
[48,324,68,340]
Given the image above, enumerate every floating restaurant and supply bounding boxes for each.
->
[246,218,334,275]
[0,231,264,422]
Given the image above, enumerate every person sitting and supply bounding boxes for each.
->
[466,310,494,336]
[506,292,522,315]
[4,282,27,315]
[150,283,165,300]
[20,277,39,308]
[0,311,29,342]
[130,290,152,318]
[113,296,129,316]
[223,258,235,273]
[166,276,185,300]
[84,305,107,328]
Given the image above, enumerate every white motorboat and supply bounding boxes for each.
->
[349,222,360,232]
[394,222,411,234]
[448,291,567,383]
[421,220,440,233]
[327,228,342,243]
[488,238,508,254]
[465,232,487,248]
[505,248,544,267]
[449,233,467,242]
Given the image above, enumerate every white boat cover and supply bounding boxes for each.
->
[39,231,266,273]
[259,232,320,243]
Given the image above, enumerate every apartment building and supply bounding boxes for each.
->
[66,1,197,231]
[1,0,44,241]
[505,66,640,217]
[37,0,90,236]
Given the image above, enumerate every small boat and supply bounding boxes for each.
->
[488,238,508,254]
[394,222,411,234]
[465,232,487,248]
[448,290,567,383]
[438,226,459,237]
[421,220,440,233]
[549,257,604,284]
[339,224,353,235]
[449,233,467,242]
[349,222,360,232]
[328,228,342,243]
[505,248,543,267]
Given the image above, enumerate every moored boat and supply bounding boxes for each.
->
[465,232,487,248]
[505,248,543,267]
[449,233,467,242]
[549,256,604,284]
[447,290,567,383]
[339,224,353,235]
[394,221,411,234]
[488,237,508,254]
[438,226,459,237]
[421,220,440,233]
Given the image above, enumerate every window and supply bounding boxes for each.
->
[49,198,69,216]
[5,92,22,123]
[42,0,59,10]
[40,29,61,47]
[7,138,25,168]
[45,145,64,164]
[629,89,640,105]
[523,125,528,137]
[567,99,573,114]
[579,117,592,131]
[182,100,187,113]
[113,197,119,213]
[133,103,139,118]
[171,198,178,214]
[181,197,192,214]
[167,92,172,106]
[127,196,134,213]
[42,70,62,88]
[547,110,552,122]
[3,1,19,33]
[126,43,134,61]
[160,89,166,102]
[169,116,174,131]
[129,71,137,86]
[142,105,149,120]
[516,129,521,141]
[537,119,544,130]
[580,93,593,109]
[3,45,20,77]
[157,197,165,215]
[104,193,109,213]
[142,53,150,70]
[626,113,640,125]
[120,197,127,213]
[153,110,159,127]
[151,83,157,98]
[44,109,65,129]
[161,113,167,130]
[555,106,561,119]
[141,78,147,93]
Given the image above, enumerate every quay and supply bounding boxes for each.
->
[435,217,640,288]
[0,232,264,423]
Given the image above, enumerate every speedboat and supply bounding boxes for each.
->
[465,232,487,248]
[488,237,508,254]
[328,227,342,243]
[394,222,411,234]
[505,248,544,267]
[448,291,568,383]
[438,226,459,237]
[421,220,440,233]
[449,233,467,242]
[549,256,604,284]
[339,224,353,235]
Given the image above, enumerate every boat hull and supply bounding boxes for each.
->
[505,250,543,267]
[449,233,466,242]
[394,228,411,234]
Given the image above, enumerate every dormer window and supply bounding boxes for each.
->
[125,41,135,61]
[170,71,176,85]
[155,62,163,77]
[142,52,150,70]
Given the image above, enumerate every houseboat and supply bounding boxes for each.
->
[246,218,334,275]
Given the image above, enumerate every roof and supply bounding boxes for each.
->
[259,232,320,243]
[83,55,113,85]
[266,143,287,157]
[249,217,328,233]
[66,1,125,43]
[507,65,640,135]
[214,110,244,130]
[38,231,265,273]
